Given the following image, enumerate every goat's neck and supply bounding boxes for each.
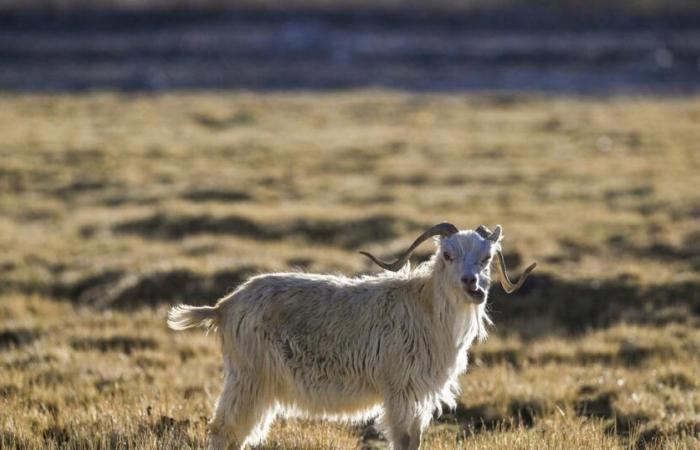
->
[418,274,479,348]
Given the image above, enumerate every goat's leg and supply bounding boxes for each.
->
[207,370,272,450]
[246,405,278,447]
[407,409,433,450]
[382,396,422,450]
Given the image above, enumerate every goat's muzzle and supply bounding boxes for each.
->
[466,286,487,304]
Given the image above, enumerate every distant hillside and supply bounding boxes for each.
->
[2,0,700,13]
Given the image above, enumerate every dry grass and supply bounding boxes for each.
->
[1,91,700,449]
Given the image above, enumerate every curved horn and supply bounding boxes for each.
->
[360,222,459,271]
[475,224,536,293]
[494,252,537,294]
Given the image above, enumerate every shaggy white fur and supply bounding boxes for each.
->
[168,226,513,450]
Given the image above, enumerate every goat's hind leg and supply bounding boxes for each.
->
[207,370,273,450]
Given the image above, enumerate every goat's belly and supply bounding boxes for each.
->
[277,373,382,421]
[280,390,382,422]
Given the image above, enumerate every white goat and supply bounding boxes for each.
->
[168,223,535,450]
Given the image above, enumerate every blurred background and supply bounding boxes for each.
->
[1,1,700,449]
[1,0,700,92]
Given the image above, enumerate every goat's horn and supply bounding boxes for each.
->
[494,252,536,293]
[475,225,492,239]
[475,224,536,293]
[360,222,459,271]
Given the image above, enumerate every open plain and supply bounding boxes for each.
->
[1,91,700,448]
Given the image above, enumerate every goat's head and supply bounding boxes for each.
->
[360,222,536,304]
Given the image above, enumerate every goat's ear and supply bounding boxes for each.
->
[488,225,503,243]
[432,235,442,246]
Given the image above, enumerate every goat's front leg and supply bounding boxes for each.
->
[382,396,424,450]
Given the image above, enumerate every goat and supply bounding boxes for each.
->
[168,223,536,450]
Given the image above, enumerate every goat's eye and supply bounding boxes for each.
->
[443,251,454,262]
[481,257,490,265]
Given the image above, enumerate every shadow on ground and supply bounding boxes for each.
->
[9,264,697,336]
[488,274,700,337]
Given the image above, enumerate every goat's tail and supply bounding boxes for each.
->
[167,304,220,333]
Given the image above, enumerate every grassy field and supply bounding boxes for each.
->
[1,91,700,449]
